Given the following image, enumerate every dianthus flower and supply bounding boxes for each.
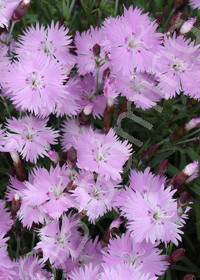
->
[75,25,111,76]
[190,0,200,9]
[76,128,132,181]
[0,0,20,28]
[13,256,54,280]
[23,165,75,220]
[0,234,17,279]
[0,200,13,235]
[153,34,200,99]
[116,71,163,109]
[72,171,117,223]
[3,53,66,116]
[103,6,161,75]
[35,213,87,267]
[102,231,167,278]
[4,115,58,163]
[74,74,107,118]
[61,118,90,151]
[117,169,186,246]
[68,263,100,280]
[16,21,75,74]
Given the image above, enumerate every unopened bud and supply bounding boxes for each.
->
[67,147,77,169]
[170,248,185,264]
[177,191,189,214]
[93,43,101,57]
[141,145,159,161]
[180,18,196,34]
[12,0,31,21]
[185,118,200,131]
[48,150,59,165]
[79,105,93,125]
[101,218,122,246]
[183,160,199,183]
[183,274,196,280]
[11,194,21,219]
[158,159,169,175]
[83,104,93,116]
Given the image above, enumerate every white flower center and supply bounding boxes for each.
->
[27,71,44,91]
[171,58,185,72]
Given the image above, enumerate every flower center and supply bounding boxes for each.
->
[26,71,44,91]
[171,58,185,72]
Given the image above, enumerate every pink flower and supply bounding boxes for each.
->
[100,263,151,280]
[153,35,200,99]
[13,255,53,279]
[103,6,161,75]
[0,200,13,236]
[116,71,163,110]
[117,181,184,246]
[16,21,75,74]
[3,53,66,116]
[23,165,75,220]
[73,74,107,119]
[0,0,20,28]
[69,263,100,280]
[35,213,87,267]
[103,76,119,106]
[102,231,167,278]
[4,115,58,163]
[190,0,200,9]
[75,25,110,76]
[72,171,117,223]
[61,118,90,151]
[76,128,132,181]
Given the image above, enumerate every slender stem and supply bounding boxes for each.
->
[0,94,11,118]
[114,0,119,17]
[16,236,20,259]
[68,0,76,20]
[31,231,36,250]
[7,21,15,45]
[95,67,99,94]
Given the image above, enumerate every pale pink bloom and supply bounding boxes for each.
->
[3,53,66,116]
[16,21,75,73]
[13,255,54,280]
[0,0,20,28]
[153,35,200,99]
[100,263,152,280]
[116,71,163,109]
[61,118,90,151]
[0,200,13,235]
[103,6,161,75]
[69,263,100,280]
[4,115,58,163]
[102,231,167,278]
[72,171,117,223]
[75,25,111,76]
[117,184,184,246]
[74,74,107,119]
[35,213,87,267]
[190,0,200,9]
[23,165,75,220]
[76,128,132,181]
[185,118,200,131]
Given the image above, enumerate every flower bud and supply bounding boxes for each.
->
[183,274,196,280]
[141,145,159,161]
[67,147,77,169]
[170,248,185,264]
[101,218,122,246]
[93,43,101,57]
[158,159,169,175]
[12,0,31,21]
[185,118,200,131]
[48,150,60,165]
[180,18,196,35]
[11,194,21,219]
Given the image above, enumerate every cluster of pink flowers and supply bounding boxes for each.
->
[0,1,199,279]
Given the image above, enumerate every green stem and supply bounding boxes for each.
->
[114,0,119,17]
[0,94,11,118]
[31,231,36,250]
[7,21,15,46]
[16,236,20,259]
[95,67,99,94]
